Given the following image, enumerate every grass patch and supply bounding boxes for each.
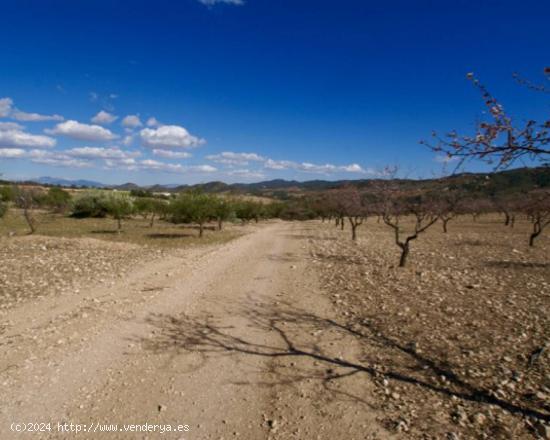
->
[0,209,244,249]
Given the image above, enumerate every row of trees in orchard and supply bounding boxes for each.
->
[0,184,280,237]
[310,185,550,267]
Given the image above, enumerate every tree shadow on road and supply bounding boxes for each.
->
[139,300,550,423]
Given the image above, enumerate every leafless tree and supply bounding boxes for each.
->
[14,186,41,234]
[433,190,463,233]
[422,69,549,169]
[339,187,368,241]
[520,191,550,247]
[460,197,493,222]
[492,194,522,228]
[382,195,439,267]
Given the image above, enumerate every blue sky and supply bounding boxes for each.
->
[0,0,548,184]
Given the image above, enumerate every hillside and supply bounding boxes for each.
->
[11,166,550,198]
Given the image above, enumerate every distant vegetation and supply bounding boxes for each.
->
[1,166,548,263]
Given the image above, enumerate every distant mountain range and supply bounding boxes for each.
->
[33,176,107,188]
[12,166,550,198]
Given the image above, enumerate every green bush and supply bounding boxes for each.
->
[0,200,7,218]
[0,185,14,202]
[71,192,109,218]
[46,187,72,213]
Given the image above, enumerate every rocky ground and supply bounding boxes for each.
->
[0,218,548,439]
[308,215,550,439]
[0,235,158,312]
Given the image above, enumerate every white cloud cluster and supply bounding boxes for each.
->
[65,146,140,160]
[0,148,91,168]
[206,151,265,165]
[121,115,142,129]
[152,149,192,159]
[0,98,12,117]
[104,158,216,174]
[11,110,64,122]
[0,122,24,130]
[91,111,118,125]
[0,126,56,148]
[0,96,64,122]
[140,125,205,149]
[46,120,118,141]
[146,117,161,127]
[227,169,266,180]
[206,151,367,176]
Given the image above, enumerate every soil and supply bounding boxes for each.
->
[0,218,548,439]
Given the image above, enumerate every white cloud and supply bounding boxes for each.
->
[0,126,56,148]
[0,98,13,117]
[104,157,139,171]
[140,125,205,149]
[139,159,184,173]
[146,117,161,127]
[198,0,244,5]
[11,110,64,122]
[122,135,134,146]
[0,122,24,130]
[0,97,63,122]
[0,148,27,158]
[46,120,118,141]
[263,159,297,170]
[121,115,142,129]
[91,110,118,125]
[0,148,92,168]
[65,147,140,160]
[227,169,266,180]
[32,156,92,168]
[340,163,365,173]
[206,151,265,165]
[189,164,217,173]
[264,158,367,174]
[152,149,192,159]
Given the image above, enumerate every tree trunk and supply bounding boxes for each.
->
[23,208,35,234]
[117,217,122,233]
[199,222,204,237]
[218,217,223,231]
[504,212,510,226]
[399,244,409,267]
[335,217,339,227]
[442,218,449,233]
[529,222,541,247]
[340,216,345,230]
[510,215,515,228]
[149,213,156,228]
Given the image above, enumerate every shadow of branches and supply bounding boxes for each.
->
[140,300,549,423]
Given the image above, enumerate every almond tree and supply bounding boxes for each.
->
[340,187,367,241]
[460,197,493,222]
[492,194,521,227]
[14,186,42,234]
[422,69,549,169]
[433,190,463,233]
[382,195,439,267]
[520,191,550,247]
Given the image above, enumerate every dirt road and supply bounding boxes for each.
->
[0,222,392,440]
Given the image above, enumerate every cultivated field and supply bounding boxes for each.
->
[0,212,548,439]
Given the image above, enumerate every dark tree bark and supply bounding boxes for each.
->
[348,216,363,241]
